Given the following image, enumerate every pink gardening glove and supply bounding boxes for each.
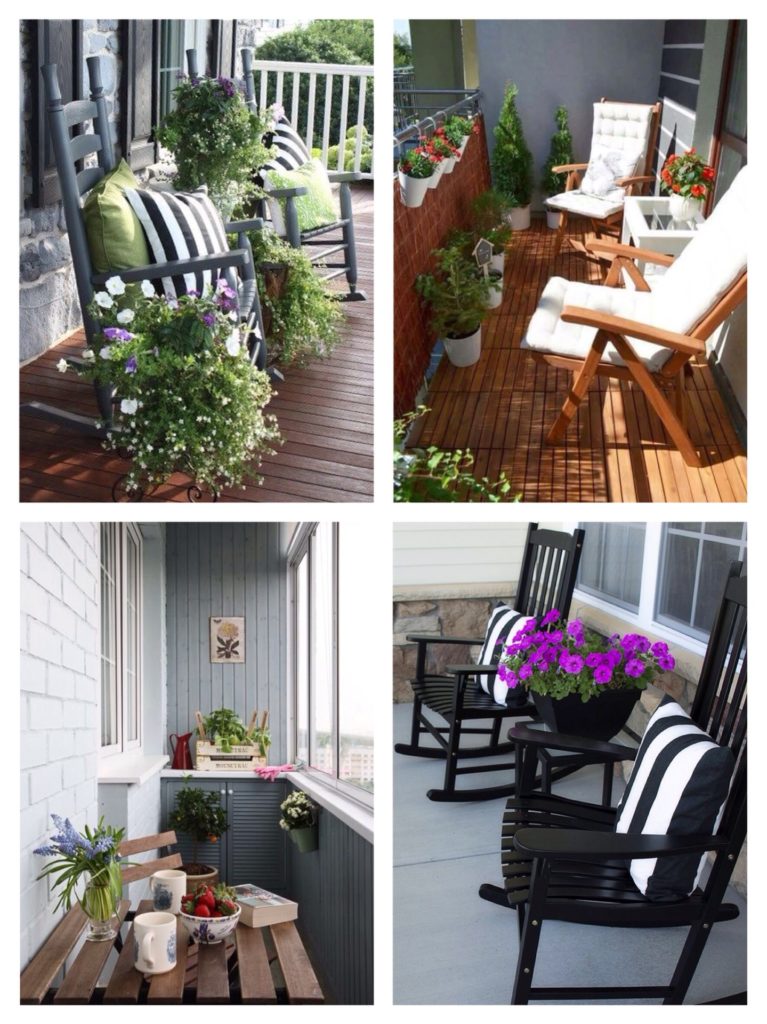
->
[253,763,295,781]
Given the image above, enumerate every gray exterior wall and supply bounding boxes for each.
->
[475,20,665,211]
[165,523,288,764]
[286,790,374,1004]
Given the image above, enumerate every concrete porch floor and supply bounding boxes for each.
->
[393,702,747,1005]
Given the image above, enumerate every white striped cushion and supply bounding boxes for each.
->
[477,605,527,705]
[123,187,237,301]
[262,116,312,173]
[615,697,734,901]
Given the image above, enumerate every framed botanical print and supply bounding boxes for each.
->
[210,616,245,663]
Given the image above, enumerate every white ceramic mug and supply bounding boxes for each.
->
[134,911,178,975]
[150,869,187,915]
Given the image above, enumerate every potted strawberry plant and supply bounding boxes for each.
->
[398,147,436,208]
[168,779,229,889]
[416,247,491,367]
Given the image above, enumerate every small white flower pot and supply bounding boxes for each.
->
[442,324,482,367]
[668,194,700,223]
[398,171,430,209]
[427,160,446,189]
[490,251,505,276]
[546,209,562,230]
[508,205,531,231]
[484,271,503,309]
[442,155,457,175]
[457,135,470,158]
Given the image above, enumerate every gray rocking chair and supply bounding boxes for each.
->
[238,48,366,302]
[22,56,268,438]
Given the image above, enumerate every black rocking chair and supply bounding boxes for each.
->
[22,56,268,437]
[395,524,585,802]
[479,560,747,1004]
[239,48,366,302]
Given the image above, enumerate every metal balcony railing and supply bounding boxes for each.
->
[250,59,374,178]
[393,89,482,170]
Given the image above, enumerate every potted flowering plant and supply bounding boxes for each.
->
[430,128,461,174]
[168,779,229,889]
[64,275,280,499]
[498,612,676,740]
[34,815,128,942]
[398,147,436,208]
[443,114,479,158]
[156,73,274,216]
[660,148,715,222]
[416,246,491,367]
[279,791,319,853]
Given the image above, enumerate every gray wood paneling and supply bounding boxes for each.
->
[165,524,287,763]
[286,792,374,1005]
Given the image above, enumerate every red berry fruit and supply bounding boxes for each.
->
[211,910,223,918]
[194,903,211,917]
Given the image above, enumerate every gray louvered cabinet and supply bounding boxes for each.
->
[161,777,287,890]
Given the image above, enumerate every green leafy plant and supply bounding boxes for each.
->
[416,247,490,339]
[156,74,273,214]
[471,190,514,253]
[72,275,280,496]
[660,148,715,200]
[203,707,271,758]
[442,114,476,146]
[398,147,436,179]
[34,815,127,917]
[394,406,518,502]
[168,779,229,871]
[492,82,533,208]
[541,106,574,197]
[394,31,412,68]
[248,229,342,366]
[279,790,319,831]
[314,126,373,173]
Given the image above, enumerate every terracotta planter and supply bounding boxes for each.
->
[532,689,641,742]
[508,205,531,231]
[257,261,290,338]
[182,864,219,891]
[398,171,431,209]
[441,324,482,367]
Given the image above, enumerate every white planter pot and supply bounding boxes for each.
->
[508,205,531,231]
[398,171,430,209]
[442,325,482,367]
[484,271,503,309]
[427,160,446,189]
[442,155,457,175]
[668,194,701,224]
[489,251,505,276]
[457,135,470,158]
[546,209,562,230]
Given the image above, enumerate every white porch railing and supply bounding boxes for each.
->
[248,59,374,179]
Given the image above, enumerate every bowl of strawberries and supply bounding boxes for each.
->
[179,883,241,944]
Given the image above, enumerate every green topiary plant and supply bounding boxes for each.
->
[492,82,533,208]
[541,106,574,197]
[416,247,490,340]
[168,779,229,874]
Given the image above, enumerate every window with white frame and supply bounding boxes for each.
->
[575,522,746,646]
[158,20,208,118]
[100,524,143,755]
[289,523,374,803]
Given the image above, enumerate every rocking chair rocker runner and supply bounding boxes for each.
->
[479,560,746,1004]
[22,57,269,438]
[524,165,748,467]
[395,524,584,802]
[239,47,367,302]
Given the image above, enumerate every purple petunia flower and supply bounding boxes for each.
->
[124,356,138,374]
[651,641,669,658]
[505,668,520,690]
[624,658,645,678]
[541,609,560,627]
[103,327,134,342]
[201,312,216,328]
[605,648,623,669]
[518,662,533,680]
[594,665,613,684]
[658,654,676,671]
[217,76,236,98]
[634,636,651,654]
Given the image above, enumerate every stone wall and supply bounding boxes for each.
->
[19,21,121,362]
[393,116,492,417]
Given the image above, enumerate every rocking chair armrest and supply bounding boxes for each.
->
[551,162,587,174]
[406,634,484,646]
[560,305,706,356]
[225,216,265,233]
[91,250,250,287]
[514,827,729,861]
[508,722,637,761]
[583,238,676,266]
[445,662,498,676]
[266,186,309,200]
[327,171,363,183]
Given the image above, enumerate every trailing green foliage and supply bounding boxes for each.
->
[541,106,574,197]
[492,82,533,207]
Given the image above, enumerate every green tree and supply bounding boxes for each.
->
[492,82,533,207]
[541,106,573,197]
[394,32,412,68]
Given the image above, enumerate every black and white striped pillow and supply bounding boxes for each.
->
[262,116,312,174]
[615,697,734,901]
[477,605,527,706]
[124,187,237,302]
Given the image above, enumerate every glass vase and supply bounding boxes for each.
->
[81,867,120,942]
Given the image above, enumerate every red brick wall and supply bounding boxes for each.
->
[393,117,492,417]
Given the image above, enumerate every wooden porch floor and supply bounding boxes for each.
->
[409,219,746,503]
[20,186,373,503]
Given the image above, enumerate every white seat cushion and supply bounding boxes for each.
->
[546,189,624,220]
[522,277,673,373]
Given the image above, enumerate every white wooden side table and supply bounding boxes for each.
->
[621,195,705,283]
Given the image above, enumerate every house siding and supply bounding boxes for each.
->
[655,20,705,173]
[20,522,101,968]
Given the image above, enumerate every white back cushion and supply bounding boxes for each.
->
[653,165,748,336]
[589,101,655,177]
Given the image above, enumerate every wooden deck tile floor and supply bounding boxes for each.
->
[20,186,373,503]
[409,219,746,503]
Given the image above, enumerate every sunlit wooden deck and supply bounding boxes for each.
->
[20,186,373,503]
[409,219,746,503]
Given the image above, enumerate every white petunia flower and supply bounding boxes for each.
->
[141,280,156,298]
[56,358,68,373]
[120,398,138,415]
[94,291,114,309]
[105,276,126,296]
[225,330,241,357]
[116,308,135,324]
[99,346,113,360]
[220,396,231,406]
[82,349,95,361]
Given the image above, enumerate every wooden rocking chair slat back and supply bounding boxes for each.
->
[517,525,585,620]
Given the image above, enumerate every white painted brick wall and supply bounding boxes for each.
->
[20,523,100,969]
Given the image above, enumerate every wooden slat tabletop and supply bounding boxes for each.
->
[20,905,88,1004]
[235,925,277,1003]
[53,900,131,1004]
[271,920,324,1004]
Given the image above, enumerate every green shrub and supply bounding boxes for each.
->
[492,82,533,207]
[541,106,573,197]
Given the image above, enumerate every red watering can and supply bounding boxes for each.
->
[169,732,193,770]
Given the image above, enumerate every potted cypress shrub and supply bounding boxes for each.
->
[416,247,490,367]
[541,106,574,229]
[492,82,533,231]
[168,779,229,889]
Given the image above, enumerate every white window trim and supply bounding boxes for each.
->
[290,769,373,844]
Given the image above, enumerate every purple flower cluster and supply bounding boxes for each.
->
[215,279,238,314]
[33,814,116,861]
[217,76,236,98]
[103,327,134,343]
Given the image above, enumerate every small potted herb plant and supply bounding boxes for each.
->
[492,82,533,230]
[168,778,229,889]
[279,791,319,853]
[541,106,573,229]
[398,146,436,208]
[416,247,491,367]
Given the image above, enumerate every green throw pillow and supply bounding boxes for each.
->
[264,158,337,234]
[82,159,150,273]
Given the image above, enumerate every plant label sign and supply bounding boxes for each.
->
[210,617,245,663]
[473,238,494,275]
